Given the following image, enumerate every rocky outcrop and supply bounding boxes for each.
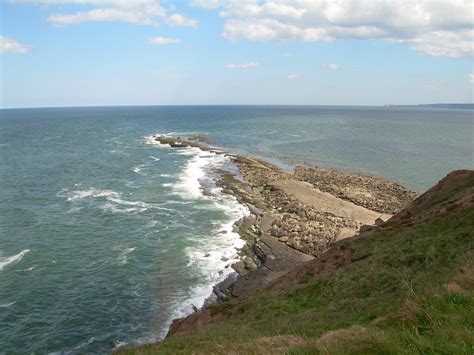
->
[153,134,416,260]
[263,186,361,255]
[188,134,214,145]
[154,134,217,150]
[294,166,417,214]
[151,135,417,332]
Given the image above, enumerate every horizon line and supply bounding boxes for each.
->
[2,103,473,110]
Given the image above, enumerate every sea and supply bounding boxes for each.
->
[0,106,472,353]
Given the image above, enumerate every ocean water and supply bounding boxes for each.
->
[0,106,472,353]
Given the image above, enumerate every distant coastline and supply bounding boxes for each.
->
[385,103,474,109]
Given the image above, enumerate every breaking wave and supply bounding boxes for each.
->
[58,188,174,214]
[0,249,30,271]
[147,134,249,338]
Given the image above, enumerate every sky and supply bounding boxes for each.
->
[0,0,473,108]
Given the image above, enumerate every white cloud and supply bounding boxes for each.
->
[10,0,155,6]
[189,0,221,9]
[14,0,198,28]
[404,29,473,59]
[48,6,164,25]
[225,61,259,69]
[166,13,198,28]
[210,0,474,59]
[469,73,474,84]
[149,36,181,45]
[287,73,297,80]
[223,18,331,42]
[324,64,340,71]
[0,36,30,54]
[220,1,306,19]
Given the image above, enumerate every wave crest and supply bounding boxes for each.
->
[0,249,30,271]
[58,188,174,214]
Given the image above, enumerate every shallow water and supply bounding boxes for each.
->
[0,106,472,353]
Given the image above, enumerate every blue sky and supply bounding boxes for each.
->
[1,0,473,108]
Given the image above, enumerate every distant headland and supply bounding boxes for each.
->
[385,103,474,109]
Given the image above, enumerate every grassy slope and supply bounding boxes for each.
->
[124,172,474,354]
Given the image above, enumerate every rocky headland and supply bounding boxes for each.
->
[152,134,417,314]
[121,138,473,354]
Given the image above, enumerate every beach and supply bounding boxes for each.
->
[151,134,417,336]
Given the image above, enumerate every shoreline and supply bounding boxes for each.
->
[150,134,417,338]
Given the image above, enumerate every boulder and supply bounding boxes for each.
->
[248,204,264,216]
[374,217,385,226]
[243,257,258,271]
[231,261,245,274]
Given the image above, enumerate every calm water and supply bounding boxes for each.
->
[0,106,472,353]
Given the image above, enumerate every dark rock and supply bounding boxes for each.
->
[223,188,234,195]
[247,204,264,216]
[253,243,267,263]
[359,225,374,233]
[243,256,258,271]
[203,292,218,307]
[231,260,245,274]
[374,217,385,226]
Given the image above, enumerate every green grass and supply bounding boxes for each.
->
[122,182,474,354]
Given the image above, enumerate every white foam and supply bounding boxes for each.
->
[0,302,15,308]
[0,249,30,271]
[132,163,148,174]
[144,134,173,148]
[66,206,83,214]
[101,203,144,214]
[172,148,225,200]
[63,188,119,201]
[145,220,159,228]
[59,188,174,215]
[112,340,128,350]
[144,133,251,339]
[157,146,249,338]
[16,266,35,272]
[108,196,159,210]
[149,156,160,161]
[72,336,97,351]
[163,193,248,335]
[174,149,198,156]
[114,246,137,264]
[121,247,136,264]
